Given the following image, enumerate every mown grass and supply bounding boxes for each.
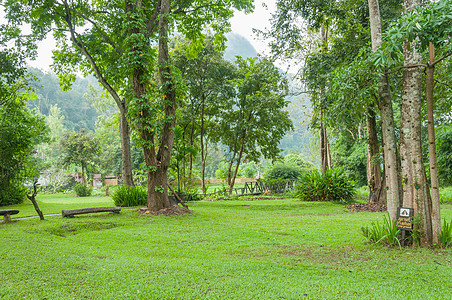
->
[0,195,451,299]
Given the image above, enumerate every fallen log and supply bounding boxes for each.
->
[62,207,121,218]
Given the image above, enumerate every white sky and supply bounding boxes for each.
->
[27,0,277,71]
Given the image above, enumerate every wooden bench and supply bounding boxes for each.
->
[62,207,121,218]
[0,209,19,223]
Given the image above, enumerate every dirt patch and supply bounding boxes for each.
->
[347,202,387,213]
[138,205,192,216]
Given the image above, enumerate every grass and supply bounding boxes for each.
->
[0,194,451,299]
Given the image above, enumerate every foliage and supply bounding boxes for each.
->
[436,126,452,185]
[217,56,293,190]
[439,219,452,248]
[73,184,93,197]
[111,185,147,207]
[0,91,49,206]
[264,163,300,180]
[174,186,202,202]
[295,168,356,203]
[361,214,401,248]
[39,168,71,193]
[439,186,452,203]
[60,129,100,185]
[330,134,368,187]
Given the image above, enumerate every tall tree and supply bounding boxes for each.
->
[368,0,401,214]
[2,0,136,186]
[217,57,293,193]
[173,38,235,194]
[3,0,254,210]
[60,129,100,185]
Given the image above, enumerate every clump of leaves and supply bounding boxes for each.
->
[439,219,452,248]
[111,185,147,207]
[73,184,93,197]
[361,214,401,248]
[295,168,356,203]
[264,163,300,180]
[176,185,202,202]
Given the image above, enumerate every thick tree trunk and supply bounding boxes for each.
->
[426,43,441,244]
[400,0,432,245]
[368,0,401,220]
[366,106,384,204]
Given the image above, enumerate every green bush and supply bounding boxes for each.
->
[73,184,93,197]
[295,168,356,203]
[439,219,452,248]
[265,163,300,180]
[361,214,401,247]
[0,183,27,206]
[111,185,147,207]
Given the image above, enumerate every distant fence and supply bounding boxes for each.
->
[207,179,298,197]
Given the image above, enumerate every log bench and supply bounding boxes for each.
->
[0,209,19,223]
[62,207,121,218]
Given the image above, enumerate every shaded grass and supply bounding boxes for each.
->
[0,198,451,299]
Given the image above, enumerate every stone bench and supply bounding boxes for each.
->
[0,209,19,223]
[62,207,121,218]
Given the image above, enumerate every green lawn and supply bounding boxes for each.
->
[1,195,451,299]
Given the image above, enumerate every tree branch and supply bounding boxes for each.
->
[74,11,123,56]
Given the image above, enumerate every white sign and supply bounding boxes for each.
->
[399,208,410,217]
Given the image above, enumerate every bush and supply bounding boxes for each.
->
[439,219,452,248]
[295,168,356,203]
[361,214,401,247]
[73,184,93,197]
[111,185,147,207]
[265,163,300,180]
[0,183,27,206]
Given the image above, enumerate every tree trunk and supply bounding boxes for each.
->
[81,163,87,185]
[228,133,246,194]
[368,0,401,220]
[320,122,330,174]
[119,104,134,186]
[366,106,384,204]
[63,2,134,188]
[200,96,207,195]
[400,0,432,245]
[426,42,441,244]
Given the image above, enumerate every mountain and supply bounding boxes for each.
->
[224,33,258,61]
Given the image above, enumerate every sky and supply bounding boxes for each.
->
[27,0,277,71]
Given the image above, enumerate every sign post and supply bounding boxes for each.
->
[397,207,414,247]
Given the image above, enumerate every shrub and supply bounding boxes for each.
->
[295,168,356,203]
[439,219,452,248]
[73,184,93,197]
[111,185,147,207]
[0,183,27,206]
[361,214,401,247]
[265,163,300,180]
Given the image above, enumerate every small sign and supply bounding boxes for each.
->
[397,207,414,231]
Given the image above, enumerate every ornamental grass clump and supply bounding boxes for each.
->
[111,185,147,207]
[295,168,356,203]
[361,214,401,248]
[439,219,452,248]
